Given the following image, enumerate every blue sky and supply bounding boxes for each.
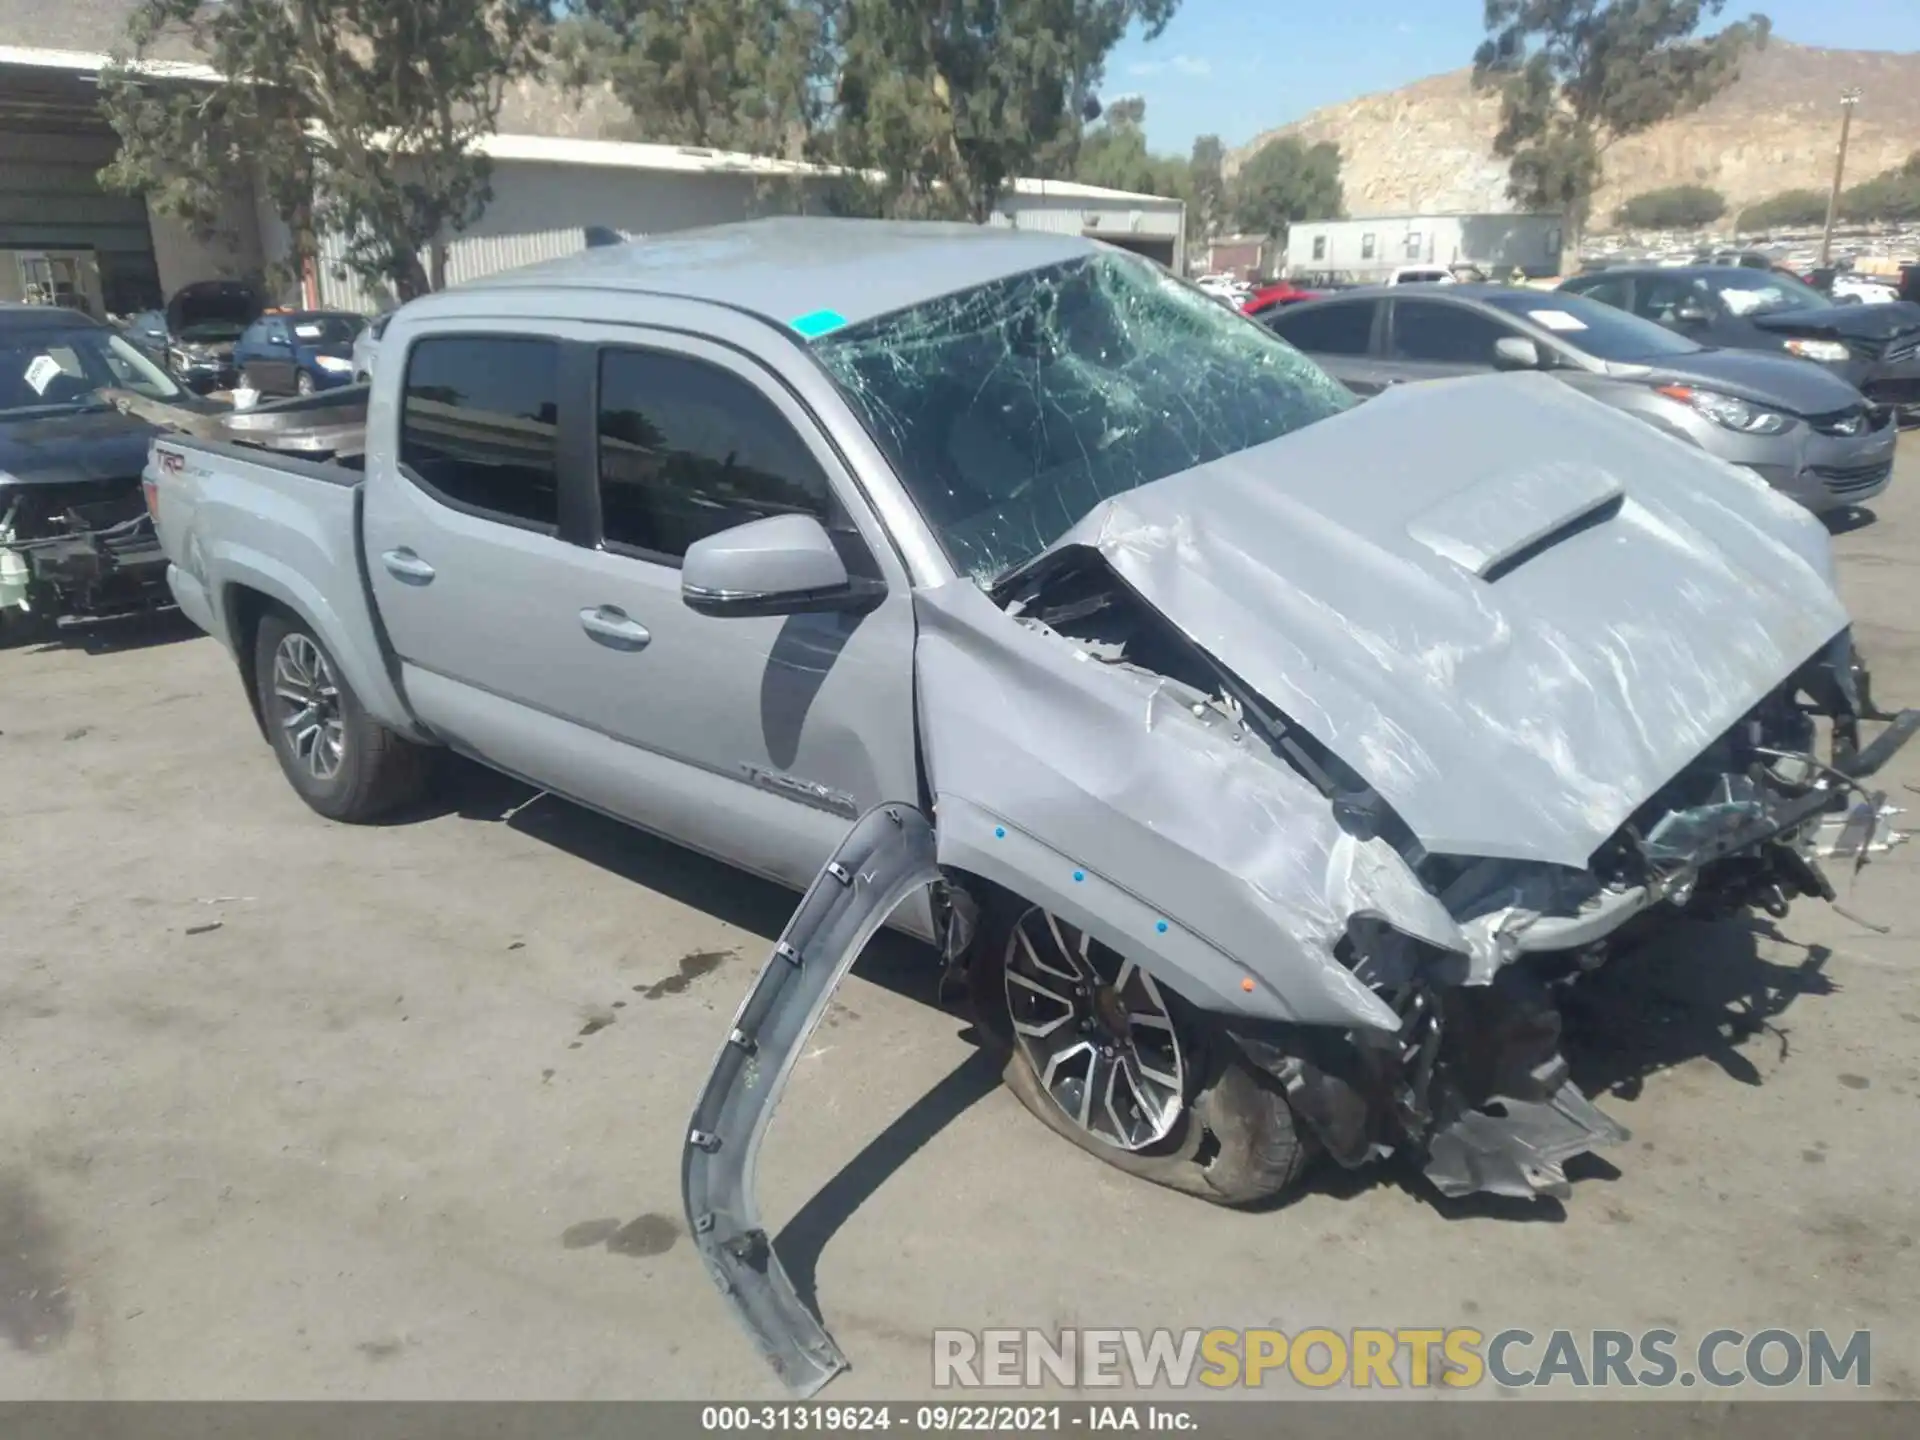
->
[1107,1,1920,153]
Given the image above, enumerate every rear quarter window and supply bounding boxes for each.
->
[399,336,562,531]
[1267,300,1378,357]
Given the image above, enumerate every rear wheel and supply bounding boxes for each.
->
[252,611,428,821]
[971,900,1312,1206]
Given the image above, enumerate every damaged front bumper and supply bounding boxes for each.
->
[1,484,170,622]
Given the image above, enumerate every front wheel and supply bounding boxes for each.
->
[252,611,428,821]
[295,370,316,396]
[971,901,1312,1206]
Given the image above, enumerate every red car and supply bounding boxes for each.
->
[1241,281,1322,316]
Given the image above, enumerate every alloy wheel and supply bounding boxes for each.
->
[1003,907,1185,1151]
[272,632,346,781]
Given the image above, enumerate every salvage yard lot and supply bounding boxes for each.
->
[4,444,1919,1401]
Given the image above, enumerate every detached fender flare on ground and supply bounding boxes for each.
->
[682,803,942,1397]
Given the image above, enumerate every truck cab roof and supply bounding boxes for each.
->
[450,216,1100,332]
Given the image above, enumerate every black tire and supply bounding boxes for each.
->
[971,900,1312,1206]
[252,610,428,821]
[295,370,316,396]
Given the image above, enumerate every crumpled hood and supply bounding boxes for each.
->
[1640,346,1865,415]
[0,407,155,487]
[1040,372,1849,869]
[1751,299,1920,342]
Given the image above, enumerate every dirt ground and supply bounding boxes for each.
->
[3,445,1918,1402]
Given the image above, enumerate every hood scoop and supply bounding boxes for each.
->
[1406,462,1623,580]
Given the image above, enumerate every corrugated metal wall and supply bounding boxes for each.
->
[316,224,629,312]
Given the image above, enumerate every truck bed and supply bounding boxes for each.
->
[148,419,417,739]
[107,384,369,463]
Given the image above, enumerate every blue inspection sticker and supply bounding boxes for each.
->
[789,308,848,338]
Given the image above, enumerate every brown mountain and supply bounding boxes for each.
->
[1225,41,1920,229]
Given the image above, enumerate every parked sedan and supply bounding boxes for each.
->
[1557,265,1920,424]
[232,310,364,396]
[1264,285,1896,513]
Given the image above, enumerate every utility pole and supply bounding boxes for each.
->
[1818,88,1862,267]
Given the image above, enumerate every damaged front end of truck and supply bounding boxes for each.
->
[681,318,1914,1395]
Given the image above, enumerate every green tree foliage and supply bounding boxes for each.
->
[561,1,830,157]
[1613,183,1726,229]
[1839,152,1920,224]
[1229,137,1343,242]
[100,1,553,300]
[573,2,1183,222]
[1736,187,1830,230]
[1071,95,1188,201]
[828,0,1183,222]
[1473,1,1769,252]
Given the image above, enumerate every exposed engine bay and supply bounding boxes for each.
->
[0,477,168,635]
[994,546,1914,1200]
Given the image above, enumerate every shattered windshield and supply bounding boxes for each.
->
[811,251,1354,583]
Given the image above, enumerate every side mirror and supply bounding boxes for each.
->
[682,513,882,618]
[1671,301,1710,327]
[1492,336,1541,371]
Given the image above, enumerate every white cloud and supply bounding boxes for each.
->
[1128,54,1212,79]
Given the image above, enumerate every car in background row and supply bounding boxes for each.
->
[125,280,263,395]
[352,311,391,382]
[1263,285,1895,514]
[1239,281,1323,317]
[1557,265,1920,425]
[232,310,365,397]
[1,305,200,642]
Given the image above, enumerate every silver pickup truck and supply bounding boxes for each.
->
[149,218,1914,1394]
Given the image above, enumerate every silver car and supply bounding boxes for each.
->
[1265,285,1897,513]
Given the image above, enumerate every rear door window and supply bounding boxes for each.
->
[399,336,563,531]
[1267,300,1378,356]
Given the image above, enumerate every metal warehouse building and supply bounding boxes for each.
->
[316,135,1187,313]
[1,5,1183,320]
[1287,212,1566,282]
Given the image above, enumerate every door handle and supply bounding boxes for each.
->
[579,605,651,652]
[381,548,436,585]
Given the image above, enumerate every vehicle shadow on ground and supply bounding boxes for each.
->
[421,753,946,1007]
[1279,914,1837,1222]
[26,607,203,656]
[416,759,1845,1234]
[1825,505,1879,537]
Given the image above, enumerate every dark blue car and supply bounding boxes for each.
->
[231,310,366,396]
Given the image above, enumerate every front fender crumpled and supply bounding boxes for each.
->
[914,581,1468,1032]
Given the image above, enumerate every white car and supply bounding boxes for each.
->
[1831,273,1900,306]
[1387,265,1457,286]
[350,312,391,382]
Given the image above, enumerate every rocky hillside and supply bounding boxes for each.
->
[1226,42,1920,229]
